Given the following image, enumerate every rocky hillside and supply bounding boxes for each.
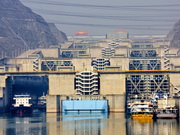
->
[167,19,180,48]
[0,0,67,58]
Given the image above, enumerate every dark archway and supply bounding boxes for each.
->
[5,76,48,109]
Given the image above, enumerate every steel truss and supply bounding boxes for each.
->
[126,74,169,100]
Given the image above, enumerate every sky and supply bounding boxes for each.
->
[20,0,180,36]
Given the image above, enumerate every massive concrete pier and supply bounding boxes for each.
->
[175,98,180,117]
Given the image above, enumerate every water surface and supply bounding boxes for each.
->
[0,111,179,135]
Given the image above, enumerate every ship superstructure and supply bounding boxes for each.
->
[130,101,154,119]
[10,94,32,114]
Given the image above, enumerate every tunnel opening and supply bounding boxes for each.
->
[5,76,48,111]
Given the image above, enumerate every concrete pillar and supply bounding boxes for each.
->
[0,87,4,110]
[46,95,60,113]
[106,94,125,112]
[0,75,6,88]
[175,98,180,117]
[0,75,6,105]
[0,75,8,112]
[0,87,3,98]
[4,76,14,111]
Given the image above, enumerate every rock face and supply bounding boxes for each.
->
[167,19,180,47]
[0,0,67,58]
[48,23,67,44]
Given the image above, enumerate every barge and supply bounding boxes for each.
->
[155,106,178,119]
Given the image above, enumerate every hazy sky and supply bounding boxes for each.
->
[20,0,180,36]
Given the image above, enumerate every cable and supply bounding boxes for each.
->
[32,9,178,22]
[47,20,171,31]
[21,0,180,12]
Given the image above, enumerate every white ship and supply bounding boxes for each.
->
[155,95,178,119]
[37,94,46,111]
[130,100,154,119]
[10,94,33,114]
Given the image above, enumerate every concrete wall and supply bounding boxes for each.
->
[72,57,130,71]
[48,74,75,95]
[6,42,180,72]
[153,40,170,47]
[0,75,6,111]
[89,48,102,58]
[46,95,60,113]
[96,42,108,48]
[106,94,125,112]
[114,47,128,57]
[0,75,6,88]
[0,88,3,98]
[169,57,180,68]
[72,58,92,71]
[0,75,6,102]
[7,58,35,71]
[110,58,129,70]
[169,73,180,94]
[156,47,164,57]
[168,47,179,55]
[40,48,59,58]
[100,74,126,95]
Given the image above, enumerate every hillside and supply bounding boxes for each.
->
[167,19,180,48]
[0,0,67,58]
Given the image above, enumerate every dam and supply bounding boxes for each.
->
[1,37,180,113]
[0,70,180,113]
